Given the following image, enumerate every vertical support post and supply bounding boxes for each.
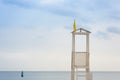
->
[86,34,89,72]
[86,72,92,80]
[71,33,75,80]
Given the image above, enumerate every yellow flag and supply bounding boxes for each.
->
[73,19,77,32]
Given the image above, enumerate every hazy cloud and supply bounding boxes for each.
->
[1,0,120,71]
[107,27,120,34]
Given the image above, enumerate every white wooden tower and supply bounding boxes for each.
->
[71,20,92,80]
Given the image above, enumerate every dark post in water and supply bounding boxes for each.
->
[21,71,24,77]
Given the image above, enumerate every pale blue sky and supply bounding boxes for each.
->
[0,0,120,71]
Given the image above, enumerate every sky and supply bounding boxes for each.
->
[0,0,120,71]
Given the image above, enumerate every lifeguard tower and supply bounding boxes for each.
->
[71,20,92,80]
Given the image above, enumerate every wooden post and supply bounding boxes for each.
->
[71,33,75,80]
[86,34,89,72]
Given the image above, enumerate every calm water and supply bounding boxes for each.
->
[0,71,120,80]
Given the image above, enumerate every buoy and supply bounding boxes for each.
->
[21,71,24,77]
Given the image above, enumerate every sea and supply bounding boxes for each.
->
[0,71,120,80]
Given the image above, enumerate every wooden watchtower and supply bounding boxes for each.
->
[71,20,92,80]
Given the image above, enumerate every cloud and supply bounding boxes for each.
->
[1,0,120,71]
[1,0,65,8]
[107,27,120,34]
[95,31,109,39]
[0,26,71,71]
[2,0,120,22]
[108,11,120,21]
[1,0,33,8]
[40,0,64,4]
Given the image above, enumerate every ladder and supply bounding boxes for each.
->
[76,69,92,80]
